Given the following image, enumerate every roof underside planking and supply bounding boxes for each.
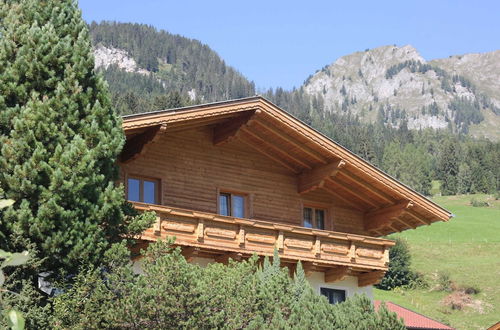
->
[122,96,452,237]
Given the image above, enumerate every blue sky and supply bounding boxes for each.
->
[79,0,500,90]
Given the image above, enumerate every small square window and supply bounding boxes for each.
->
[127,176,159,204]
[303,207,326,230]
[218,192,246,218]
[320,288,346,304]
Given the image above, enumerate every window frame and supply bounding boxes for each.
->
[216,188,251,218]
[301,203,329,230]
[126,174,161,205]
[319,287,346,305]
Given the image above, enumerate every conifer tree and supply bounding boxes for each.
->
[0,0,152,275]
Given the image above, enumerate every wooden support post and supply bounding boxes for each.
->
[298,159,346,194]
[357,270,385,287]
[324,266,349,283]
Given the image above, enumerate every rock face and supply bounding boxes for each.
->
[94,44,149,75]
[303,45,499,132]
[430,50,500,107]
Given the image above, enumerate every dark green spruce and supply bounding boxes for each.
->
[0,0,153,309]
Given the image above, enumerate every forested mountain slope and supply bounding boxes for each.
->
[89,21,255,114]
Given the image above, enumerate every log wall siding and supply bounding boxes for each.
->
[120,125,368,235]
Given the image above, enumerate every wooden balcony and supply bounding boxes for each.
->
[133,202,395,286]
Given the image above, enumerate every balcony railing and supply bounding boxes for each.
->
[133,202,394,280]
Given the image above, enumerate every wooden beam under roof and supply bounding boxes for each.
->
[238,135,300,173]
[321,186,365,211]
[215,252,242,265]
[121,124,167,163]
[240,127,312,170]
[324,266,349,283]
[338,170,395,204]
[213,110,260,146]
[357,270,385,287]
[326,178,380,208]
[180,246,200,262]
[253,118,328,164]
[406,209,431,225]
[298,159,346,194]
[364,201,414,231]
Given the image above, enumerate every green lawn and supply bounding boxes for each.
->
[374,194,500,330]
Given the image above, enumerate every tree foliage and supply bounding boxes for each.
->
[0,1,154,326]
[52,240,405,329]
[376,238,416,290]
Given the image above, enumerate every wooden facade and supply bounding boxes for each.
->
[121,96,452,286]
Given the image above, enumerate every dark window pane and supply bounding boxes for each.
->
[320,288,346,304]
[143,180,157,204]
[303,207,313,228]
[315,209,325,230]
[232,195,245,218]
[127,178,140,202]
[219,194,230,216]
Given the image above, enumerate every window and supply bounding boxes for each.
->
[127,176,159,204]
[219,192,246,218]
[303,207,326,230]
[320,288,346,304]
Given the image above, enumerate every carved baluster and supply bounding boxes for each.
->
[382,245,390,265]
[276,231,284,251]
[314,236,321,257]
[197,220,204,242]
[153,215,161,236]
[238,226,245,247]
[348,241,356,262]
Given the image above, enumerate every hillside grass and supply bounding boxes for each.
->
[374,194,500,330]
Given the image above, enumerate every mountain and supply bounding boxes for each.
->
[430,51,500,140]
[303,45,499,137]
[89,22,255,114]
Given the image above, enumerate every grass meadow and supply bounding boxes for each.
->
[374,194,500,330]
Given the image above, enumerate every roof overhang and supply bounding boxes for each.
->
[121,96,452,236]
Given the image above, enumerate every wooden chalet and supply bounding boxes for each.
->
[120,96,451,301]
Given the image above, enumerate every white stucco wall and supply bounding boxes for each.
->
[307,271,373,301]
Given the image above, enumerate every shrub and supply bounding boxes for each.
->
[376,238,417,290]
[52,240,405,329]
[470,198,489,207]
